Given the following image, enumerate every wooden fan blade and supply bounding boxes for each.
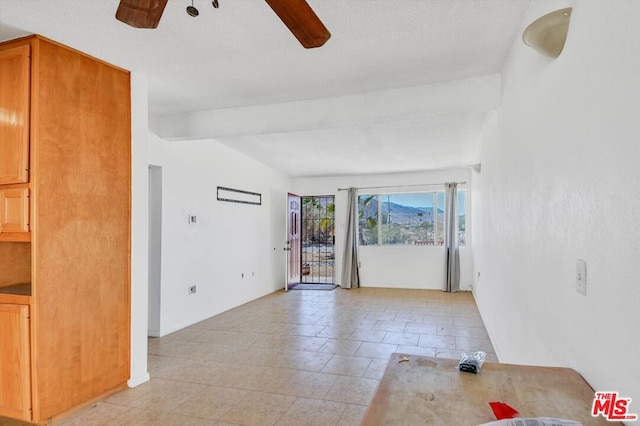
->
[265,0,331,49]
[115,0,168,29]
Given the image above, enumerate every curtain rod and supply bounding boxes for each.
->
[337,181,466,191]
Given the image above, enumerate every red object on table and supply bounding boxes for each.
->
[489,401,520,419]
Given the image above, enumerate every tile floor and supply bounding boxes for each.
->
[1,287,496,426]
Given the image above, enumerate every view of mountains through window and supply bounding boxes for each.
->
[358,191,465,246]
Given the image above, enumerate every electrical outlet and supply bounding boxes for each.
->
[188,214,197,225]
[189,285,197,294]
[576,259,587,295]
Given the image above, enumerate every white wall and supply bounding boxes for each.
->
[148,135,289,336]
[293,168,472,290]
[129,72,150,387]
[473,0,640,410]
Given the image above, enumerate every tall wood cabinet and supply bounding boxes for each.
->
[0,35,131,424]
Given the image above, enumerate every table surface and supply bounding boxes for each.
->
[362,353,620,426]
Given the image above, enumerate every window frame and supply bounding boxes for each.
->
[357,187,467,248]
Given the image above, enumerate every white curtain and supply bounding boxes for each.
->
[444,182,460,292]
[341,188,360,289]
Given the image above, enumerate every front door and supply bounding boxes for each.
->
[286,193,301,291]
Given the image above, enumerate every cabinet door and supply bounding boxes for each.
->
[0,45,30,184]
[0,304,31,421]
[0,188,29,233]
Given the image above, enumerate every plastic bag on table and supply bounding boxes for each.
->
[457,351,487,374]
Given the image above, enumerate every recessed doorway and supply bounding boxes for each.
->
[301,195,335,284]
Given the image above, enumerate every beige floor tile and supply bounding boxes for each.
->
[409,307,440,316]
[103,379,154,406]
[453,315,486,327]
[241,348,286,368]
[352,318,378,329]
[276,370,339,398]
[151,359,225,385]
[316,325,357,339]
[275,398,346,426]
[337,404,368,426]
[147,354,189,375]
[393,313,425,323]
[171,385,250,420]
[396,345,437,358]
[455,336,496,353]
[348,328,387,343]
[230,365,297,392]
[282,314,321,325]
[363,358,389,380]
[276,349,334,371]
[435,348,465,360]
[321,354,373,377]
[325,376,380,405]
[56,402,130,426]
[188,330,240,344]
[274,323,325,337]
[418,334,456,349]
[364,311,396,321]
[354,341,399,359]
[128,380,209,412]
[382,331,420,345]
[423,315,455,325]
[404,322,438,334]
[107,407,218,426]
[274,335,329,352]
[219,391,296,426]
[436,324,467,336]
[317,338,363,356]
[372,320,407,333]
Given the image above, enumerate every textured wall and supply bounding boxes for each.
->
[148,135,290,336]
[473,0,640,411]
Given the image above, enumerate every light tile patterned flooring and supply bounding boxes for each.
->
[1,288,496,426]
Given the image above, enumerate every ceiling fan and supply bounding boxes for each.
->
[115,0,331,49]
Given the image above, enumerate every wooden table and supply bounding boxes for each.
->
[363,353,619,426]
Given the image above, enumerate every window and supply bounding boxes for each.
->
[358,195,379,245]
[458,189,466,247]
[358,190,466,247]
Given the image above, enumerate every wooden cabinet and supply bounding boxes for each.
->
[0,45,30,185]
[0,43,30,241]
[0,187,29,234]
[0,304,31,421]
[0,35,131,424]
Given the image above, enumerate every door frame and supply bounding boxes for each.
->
[285,193,301,291]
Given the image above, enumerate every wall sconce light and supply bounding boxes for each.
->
[522,7,572,58]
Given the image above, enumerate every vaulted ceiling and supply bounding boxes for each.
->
[0,0,531,176]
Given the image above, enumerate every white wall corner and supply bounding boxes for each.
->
[129,71,150,387]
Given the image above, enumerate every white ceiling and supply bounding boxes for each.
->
[0,0,531,177]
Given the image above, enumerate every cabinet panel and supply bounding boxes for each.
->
[0,45,30,185]
[0,35,130,424]
[0,188,29,233]
[0,304,31,421]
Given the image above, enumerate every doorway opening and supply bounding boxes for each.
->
[148,165,162,337]
[301,195,335,284]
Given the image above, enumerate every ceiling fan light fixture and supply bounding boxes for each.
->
[186,0,199,17]
[522,7,572,58]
